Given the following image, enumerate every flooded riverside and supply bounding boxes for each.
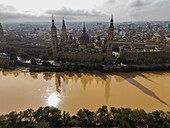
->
[0,71,170,115]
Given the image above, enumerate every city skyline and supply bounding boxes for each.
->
[0,0,170,23]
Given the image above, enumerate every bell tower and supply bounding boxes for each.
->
[51,16,58,59]
[106,15,114,62]
[0,23,6,43]
[107,14,114,49]
[62,17,67,43]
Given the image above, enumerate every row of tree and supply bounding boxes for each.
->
[0,106,169,128]
[0,58,8,68]
[116,57,166,65]
[0,46,49,61]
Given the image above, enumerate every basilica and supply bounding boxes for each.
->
[51,16,114,62]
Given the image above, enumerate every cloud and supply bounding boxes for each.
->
[0,4,16,12]
[0,4,48,22]
[98,0,170,22]
[128,0,149,8]
[105,0,116,4]
[1,0,170,23]
[45,8,109,21]
[0,4,109,22]
[127,0,170,20]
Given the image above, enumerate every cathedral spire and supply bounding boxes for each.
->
[62,17,66,27]
[110,14,114,28]
[52,16,55,27]
[83,22,86,33]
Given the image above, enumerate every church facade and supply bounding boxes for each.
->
[51,16,114,62]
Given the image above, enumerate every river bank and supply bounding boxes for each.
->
[1,57,170,73]
[26,63,170,73]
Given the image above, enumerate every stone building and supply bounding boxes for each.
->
[51,16,114,62]
[119,45,170,63]
[0,23,6,44]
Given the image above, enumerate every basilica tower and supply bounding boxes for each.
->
[62,17,67,43]
[51,17,58,59]
[107,15,114,49]
[106,15,114,62]
[0,23,6,44]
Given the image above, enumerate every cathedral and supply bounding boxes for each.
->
[51,16,114,62]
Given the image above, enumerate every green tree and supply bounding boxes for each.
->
[73,63,79,71]
[39,53,49,60]
[42,61,52,66]
[19,52,29,60]
[144,58,154,64]
[116,57,128,64]
[20,109,34,123]
[0,58,8,68]
[7,111,19,127]
[62,111,71,126]
[158,58,164,64]
[0,106,170,128]
[35,119,50,128]
[31,58,36,65]
[77,109,96,126]
[97,106,109,126]
[10,53,17,60]
[132,109,147,124]
[48,108,62,127]
[0,46,16,54]
[118,119,131,128]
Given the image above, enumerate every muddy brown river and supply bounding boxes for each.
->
[0,71,170,114]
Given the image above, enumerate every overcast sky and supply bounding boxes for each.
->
[0,0,170,23]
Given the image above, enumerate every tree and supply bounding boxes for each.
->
[73,63,79,71]
[35,119,50,128]
[118,119,131,128]
[162,64,168,70]
[19,52,29,60]
[77,109,96,127]
[31,58,36,65]
[39,53,49,60]
[20,109,34,123]
[97,106,109,126]
[116,57,128,64]
[62,111,71,126]
[42,61,52,66]
[0,106,170,127]
[144,58,154,64]
[109,107,117,126]
[0,46,16,54]
[10,53,17,60]
[48,108,62,127]
[132,109,147,124]
[0,58,8,68]
[7,111,19,127]
[158,58,164,64]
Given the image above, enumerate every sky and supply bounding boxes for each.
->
[0,0,170,23]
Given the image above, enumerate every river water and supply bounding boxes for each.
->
[0,71,170,114]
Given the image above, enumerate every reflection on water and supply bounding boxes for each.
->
[126,78,169,106]
[47,92,61,107]
[0,70,170,115]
